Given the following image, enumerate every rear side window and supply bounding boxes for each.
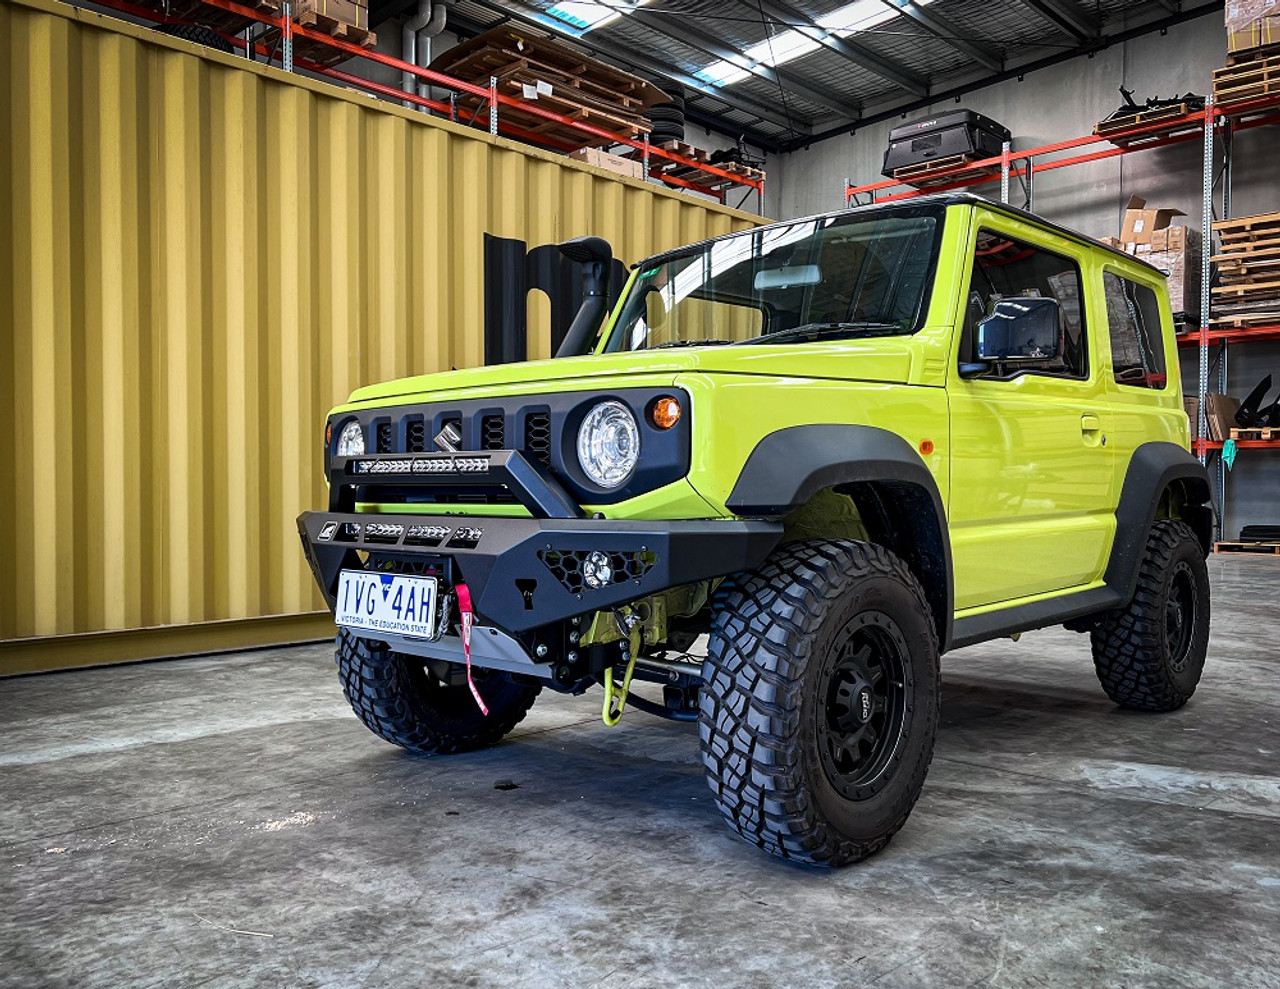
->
[960,230,1088,379]
[1103,273,1167,389]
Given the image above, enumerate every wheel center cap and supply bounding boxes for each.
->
[856,686,874,724]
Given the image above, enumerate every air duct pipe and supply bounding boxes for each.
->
[402,0,449,108]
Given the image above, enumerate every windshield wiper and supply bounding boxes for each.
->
[730,321,907,346]
[649,339,735,349]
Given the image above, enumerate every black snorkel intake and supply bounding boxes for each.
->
[555,236,613,357]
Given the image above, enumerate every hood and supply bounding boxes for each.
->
[344,340,925,407]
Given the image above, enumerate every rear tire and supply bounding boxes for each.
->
[335,628,541,754]
[699,540,939,866]
[1090,520,1210,711]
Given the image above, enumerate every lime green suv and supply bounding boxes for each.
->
[298,193,1211,867]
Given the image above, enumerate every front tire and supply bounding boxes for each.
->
[699,540,940,867]
[335,628,541,754]
[1090,520,1210,711]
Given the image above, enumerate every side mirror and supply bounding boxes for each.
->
[976,298,1061,362]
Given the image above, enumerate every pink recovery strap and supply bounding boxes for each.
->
[454,584,488,715]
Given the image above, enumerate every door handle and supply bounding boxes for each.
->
[1081,413,1105,446]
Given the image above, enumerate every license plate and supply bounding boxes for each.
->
[336,570,438,639]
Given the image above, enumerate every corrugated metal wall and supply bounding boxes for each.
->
[0,0,761,673]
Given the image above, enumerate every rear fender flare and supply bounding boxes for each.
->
[1105,441,1213,601]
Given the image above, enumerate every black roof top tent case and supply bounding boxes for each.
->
[882,110,1012,177]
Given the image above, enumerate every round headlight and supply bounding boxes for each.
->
[577,401,639,489]
[336,420,365,457]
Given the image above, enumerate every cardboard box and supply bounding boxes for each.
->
[568,148,644,180]
[295,0,368,30]
[1205,392,1243,442]
[1134,226,1202,319]
[1185,395,1201,428]
[1120,196,1186,245]
[1096,235,1125,250]
[1226,0,1280,51]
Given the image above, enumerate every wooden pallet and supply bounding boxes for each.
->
[1217,261,1280,285]
[892,153,1001,189]
[1095,103,1190,135]
[1213,53,1280,105]
[1211,240,1280,264]
[137,0,279,35]
[652,142,764,180]
[1228,41,1280,65]
[429,27,664,150]
[258,24,375,67]
[615,140,765,188]
[294,9,373,44]
[1093,103,1204,147]
[1212,280,1280,298]
[1214,541,1280,554]
[1230,426,1280,440]
[1214,211,1280,238]
[1209,309,1280,326]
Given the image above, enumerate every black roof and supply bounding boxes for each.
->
[638,192,1160,276]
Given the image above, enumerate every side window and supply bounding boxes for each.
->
[960,229,1088,380]
[1103,273,1167,389]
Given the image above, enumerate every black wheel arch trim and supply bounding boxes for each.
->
[726,425,953,651]
[1105,441,1212,604]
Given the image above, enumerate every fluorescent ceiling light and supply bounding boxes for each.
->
[694,0,934,88]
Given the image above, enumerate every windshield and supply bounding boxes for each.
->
[603,207,943,352]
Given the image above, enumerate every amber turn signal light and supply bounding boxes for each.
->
[919,439,934,455]
[651,396,682,430]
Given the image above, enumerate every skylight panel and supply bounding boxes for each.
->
[546,1,637,33]
[691,0,934,89]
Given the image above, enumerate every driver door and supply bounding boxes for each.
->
[947,215,1116,613]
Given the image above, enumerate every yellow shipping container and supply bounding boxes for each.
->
[0,0,762,673]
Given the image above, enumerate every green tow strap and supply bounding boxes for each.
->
[601,624,641,726]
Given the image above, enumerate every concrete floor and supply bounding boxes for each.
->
[2,556,1279,988]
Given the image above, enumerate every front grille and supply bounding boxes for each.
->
[524,411,552,467]
[481,414,505,450]
[356,406,552,504]
[406,419,427,453]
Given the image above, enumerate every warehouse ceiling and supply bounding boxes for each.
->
[369,0,1227,152]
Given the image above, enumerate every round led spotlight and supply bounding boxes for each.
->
[582,550,613,589]
[577,401,639,489]
[336,420,365,457]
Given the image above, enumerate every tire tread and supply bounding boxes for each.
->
[699,539,938,867]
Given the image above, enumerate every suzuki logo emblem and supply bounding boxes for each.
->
[433,421,462,453]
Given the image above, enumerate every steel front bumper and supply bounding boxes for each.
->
[297,511,782,634]
[301,449,780,634]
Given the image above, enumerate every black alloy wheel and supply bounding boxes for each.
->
[818,613,911,801]
[1164,560,1198,673]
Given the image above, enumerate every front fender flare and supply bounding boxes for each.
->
[726,425,953,650]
